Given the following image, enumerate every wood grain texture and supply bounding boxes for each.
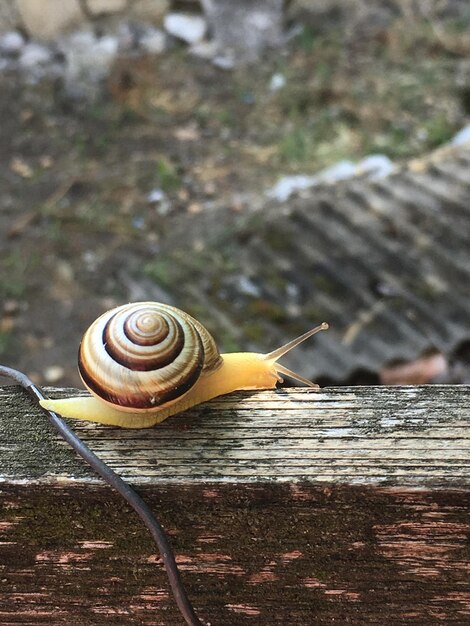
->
[0,385,469,485]
[0,384,469,625]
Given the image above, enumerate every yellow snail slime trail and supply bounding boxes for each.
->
[0,365,204,626]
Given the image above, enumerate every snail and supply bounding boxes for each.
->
[40,302,328,428]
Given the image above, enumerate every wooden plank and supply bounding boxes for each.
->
[0,385,469,486]
[0,385,469,625]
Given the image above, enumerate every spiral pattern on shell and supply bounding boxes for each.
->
[78,302,222,412]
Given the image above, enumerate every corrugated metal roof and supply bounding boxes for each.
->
[163,143,470,382]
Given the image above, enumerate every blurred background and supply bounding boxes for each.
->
[1,0,470,390]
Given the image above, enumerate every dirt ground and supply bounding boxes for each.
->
[1,11,470,387]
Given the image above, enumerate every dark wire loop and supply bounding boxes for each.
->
[0,365,204,626]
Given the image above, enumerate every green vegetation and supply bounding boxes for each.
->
[0,330,11,355]
[144,258,174,287]
[0,251,36,300]
[155,157,181,192]
[423,112,456,148]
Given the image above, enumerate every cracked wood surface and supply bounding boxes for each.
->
[0,384,469,624]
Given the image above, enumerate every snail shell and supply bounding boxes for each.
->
[78,302,222,413]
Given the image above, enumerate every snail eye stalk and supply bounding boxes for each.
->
[262,322,329,386]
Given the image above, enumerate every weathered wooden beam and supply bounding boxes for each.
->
[0,385,469,625]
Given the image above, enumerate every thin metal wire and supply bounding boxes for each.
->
[0,365,204,626]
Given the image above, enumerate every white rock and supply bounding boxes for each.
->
[0,31,25,55]
[190,40,218,60]
[44,365,65,384]
[147,188,166,203]
[356,154,394,179]
[86,0,126,15]
[317,160,356,184]
[269,72,286,91]
[140,27,166,55]
[82,250,99,271]
[451,124,470,146]
[212,54,235,70]
[63,31,119,83]
[237,276,261,298]
[19,42,52,68]
[267,175,317,202]
[94,35,119,63]
[147,189,172,215]
[17,0,82,41]
[267,154,395,202]
[164,13,207,45]
[132,216,145,230]
[64,30,97,51]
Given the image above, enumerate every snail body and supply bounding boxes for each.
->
[40,302,328,428]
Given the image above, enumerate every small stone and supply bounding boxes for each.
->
[139,27,166,55]
[10,157,33,179]
[19,42,52,69]
[237,276,261,298]
[86,0,126,15]
[39,155,53,169]
[174,125,200,141]
[147,188,172,214]
[147,189,166,203]
[202,0,283,63]
[286,283,300,300]
[189,40,217,60]
[55,260,75,284]
[82,250,99,271]
[17,0,82,40]
[156,200,172,216]
[164,13,207,45]
[356,154,394,179]
[64,29,96,51]
[451,124,470,146]
[62,31,119,92]
[269,73,285,91]
[267,175,317,202]
[177,188,189,202]
[3,300,20,315]
[94,35,119,65]
[44,366,65,384]
[0,317,14,333]
[132,216,145,229]
[0,31,25,55]
[203,181,216,196]
[187,202,202,214]
[317,160,356,184]
[212,54,235,70]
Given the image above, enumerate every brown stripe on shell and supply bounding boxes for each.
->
[77,302,216,412]
[189,315,223,373]
[102,312,185,371]
[78,334,204,409]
